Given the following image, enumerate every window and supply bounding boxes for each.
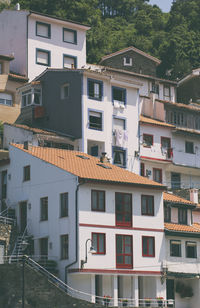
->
[0,63,2,74]
[151,82,159,95]
[92,233,106,254]
[0,93,12,106]
[171,172,181,189]
[21,88,41,108]
[141,195,154,216]
[142,236,155,257]
[88,79,103,101]
[36,21,51,39]
[185,141,194,154]
[40,197,48,221]
[36,49,50,66]
[112,86,126,105]
[61,84,69,99]
[1,170,7,199]
[113,117,126,131]
[91,190,105,212]
[143,134,153,147]
[170,240,181,257]
[60,193,68,217]
[23,165,30,181]
[123,57,132,66]
[40,237,48,258]
[63,28,77,44]
[186,241,197,258]
[153,168,162,183]
[88,110,102,131]
[60,234,68,259]
[161,137,171,159]
[164,85,171,100]
[140,163,145,176]
[113,147,126,168]
[116,235,132,268]
[178,208,187,225]
[115,193,132,227]
[164,206,171,223]
[63,54,77,69]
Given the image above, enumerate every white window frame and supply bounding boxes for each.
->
[21,87,42,108]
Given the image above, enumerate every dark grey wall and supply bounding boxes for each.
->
[35,70,83,139]
[100,50,158,77]
[178,76,200,104]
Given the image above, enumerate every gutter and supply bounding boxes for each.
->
[65,178,84,283]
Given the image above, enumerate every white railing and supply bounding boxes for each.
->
[0,215,15,225]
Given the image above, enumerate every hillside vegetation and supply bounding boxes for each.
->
[1,0,200,80]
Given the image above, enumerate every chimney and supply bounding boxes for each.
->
[100,152,109,163]
[23,141,32,151]
[190,189,198,204]
[15,3,20,10]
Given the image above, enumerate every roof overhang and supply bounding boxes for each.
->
[78,178,166,190]
[165,229,200,238]
[29,11,90,30]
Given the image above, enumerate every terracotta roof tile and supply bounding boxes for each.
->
[165,223,200,233]
[11,144,165,188]
[156,99,200,112]
[140,116,175,128]
[6,123,57,135]
[163,192,196,205]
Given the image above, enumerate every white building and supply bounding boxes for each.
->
[163,191,200,308]
[0,8,90,81]
[140,96,200,190]
[0,143,167,306]
[8,67,142,174]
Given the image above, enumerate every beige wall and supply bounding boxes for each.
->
[0,74,22,123]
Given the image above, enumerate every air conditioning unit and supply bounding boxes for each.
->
[146,169,151,177]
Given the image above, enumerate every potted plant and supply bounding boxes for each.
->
[103,295,111,307]
[121,299,128,306]
[156,297,164,307]
[144,298,151,307]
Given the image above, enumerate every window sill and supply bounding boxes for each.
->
[142,254,155,258]
[116,265,133,269]
[88,96,102,101]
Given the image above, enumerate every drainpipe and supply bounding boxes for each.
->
[65,178,84,284]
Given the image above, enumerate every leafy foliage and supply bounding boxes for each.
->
[7,0,200,79]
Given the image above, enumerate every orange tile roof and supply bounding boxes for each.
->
[156,99,200,112]
[165,223,200,233]
[11,144,165,189]
[140,116,175,128]
[163,192,196,206]
[8,73,28,82]
[6,123,58,136]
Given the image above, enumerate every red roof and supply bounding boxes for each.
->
[11,144,165,189]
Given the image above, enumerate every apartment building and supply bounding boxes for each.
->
[163,191,200,308]
[0,54,28,124]
[12,67,141,173]
[0,8,90,80]
[0,144,166,306]
[140,95,200,190]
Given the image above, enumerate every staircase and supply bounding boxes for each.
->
[9,227,29,262]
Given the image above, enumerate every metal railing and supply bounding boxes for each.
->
[0,215,15,225]
[1,255,175,307]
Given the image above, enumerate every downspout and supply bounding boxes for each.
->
[137,89,141,169]
[65,178,84,284]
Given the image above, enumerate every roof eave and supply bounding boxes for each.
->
[78,178,166,190]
